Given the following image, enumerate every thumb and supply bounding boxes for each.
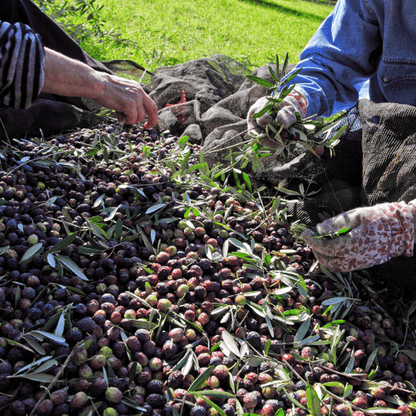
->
[116,112,126,124]
[301,228,319,246]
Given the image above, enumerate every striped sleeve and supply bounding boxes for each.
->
[0,21,45,110]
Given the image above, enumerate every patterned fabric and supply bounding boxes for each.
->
[0,21,45,109]
[301,201,416,272]
[247,90,308,133]
[275,90,308,128]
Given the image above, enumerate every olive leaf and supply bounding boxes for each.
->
[146,203,167,215]
[31,330,68,346]
[0,245,10,255]
[343,384,353,398]
[55,254,89,281]
[120,399,147,412]
[79,403,104,416]
[245,75,275,88]
[312,227,351,240]
[13,373,55,383]
[114,218,123,240]
[222,330,241,358]
[77,246,103,255]
[344,349,355,374]
[47,233,76,255]
[365,347,379,373]
[19,243,44,263]
[5,338,34,354]
[294,316,311,344]
[23,337,46,355]
[47,253,56,268]
[306,384,323,416]
[93,194,105,208]
[54,312,66,338]
[321,297,352,306]
[8,355,58,383]
[188,366,214,392]
[171,348,193,372]
[195,390,235,399]
[298,335,321,346]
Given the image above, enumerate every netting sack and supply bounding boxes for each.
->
[203,95,416,287]
[357,99,416,287]
[203,101,364,226]
[254,106,364,226]
[151,55,275,141]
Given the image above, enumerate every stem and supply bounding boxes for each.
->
[29,339,87,416]
[202,136,252,155]
[320,385,376,416]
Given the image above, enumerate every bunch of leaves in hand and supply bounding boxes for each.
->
[246,52,348,160]
[247,52,302,122]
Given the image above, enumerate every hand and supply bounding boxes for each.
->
[301,201,416,272]
[247,90,308,134]
[42,48,158,129]
[93,72,158,128]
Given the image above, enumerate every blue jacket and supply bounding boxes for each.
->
[286,0,416,118]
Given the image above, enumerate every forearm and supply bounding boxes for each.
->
[41,47,103,100]
[41,47,158,128]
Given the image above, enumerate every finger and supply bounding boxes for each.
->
[316,209,362,235]
[302,230,354,271]
[276,107,297,129]
[247,118,258,132]
[247,107,259,130]
[143,98,159,129]
[116,112,126,124]
[301,228,348,257]
[135,101,146,125]
[257,112,274,129]
[123,112,137,125]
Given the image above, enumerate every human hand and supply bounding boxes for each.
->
[92,73,158,129]
[247,90,308,134]
[301,201,416,272]
[42,48,159,129]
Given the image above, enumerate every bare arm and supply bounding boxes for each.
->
[41,47,158,128]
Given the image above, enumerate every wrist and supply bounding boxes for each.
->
[398,200,416,256]
[289,89,308,118]
[408,199,416,232]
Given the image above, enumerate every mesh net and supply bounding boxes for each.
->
[2,1,416,285]
[357,99,416,287]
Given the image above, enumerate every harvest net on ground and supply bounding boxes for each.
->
[1,56,416,416]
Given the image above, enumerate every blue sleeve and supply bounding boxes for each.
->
[282,0,381,118]
[0,21,45,110]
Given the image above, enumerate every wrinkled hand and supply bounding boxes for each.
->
[247,90,308,134]
[301,201,416,272]
[94,73,158,129]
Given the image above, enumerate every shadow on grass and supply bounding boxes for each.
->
[238,0,334,22]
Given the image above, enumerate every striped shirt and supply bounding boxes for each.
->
[0,21,45,109]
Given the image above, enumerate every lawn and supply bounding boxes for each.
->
[36,0,334,72]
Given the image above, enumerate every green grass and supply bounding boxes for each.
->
[38,0,333,72]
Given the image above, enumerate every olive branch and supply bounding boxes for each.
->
[207,53,349,174]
